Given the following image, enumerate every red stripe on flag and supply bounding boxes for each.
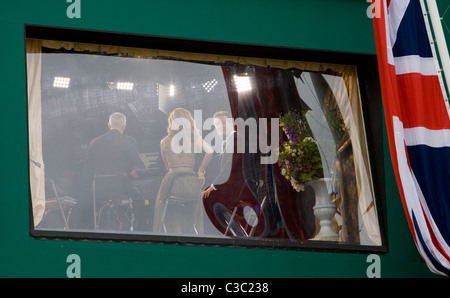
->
[396,73,450,129]
[372,0,416,240]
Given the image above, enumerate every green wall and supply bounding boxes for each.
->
[0,0,443,277]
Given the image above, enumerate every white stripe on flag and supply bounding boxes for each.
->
[394,55,437,76]
[387,0,410,47]
[403,126,450,147]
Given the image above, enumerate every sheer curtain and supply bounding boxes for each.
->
[293,71,381,245]
[26,39,45,227]
[322,74,381,245]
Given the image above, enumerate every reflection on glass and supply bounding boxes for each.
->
[27,43,382,247]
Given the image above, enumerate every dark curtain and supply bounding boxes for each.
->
[204,62,311,240]
[253,66,311,240]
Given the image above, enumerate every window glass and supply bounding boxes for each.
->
[27,38,383,249]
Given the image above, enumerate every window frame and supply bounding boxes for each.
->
[26,25,388,254]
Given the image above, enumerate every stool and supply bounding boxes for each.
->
[159,196,198,234]
[93,174,135,231]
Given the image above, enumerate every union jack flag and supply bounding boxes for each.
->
[372,0,450,276]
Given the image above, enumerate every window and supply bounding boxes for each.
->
[27,27,386,252]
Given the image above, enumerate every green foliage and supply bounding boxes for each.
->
[278,111,323,191]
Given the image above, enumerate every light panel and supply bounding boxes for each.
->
[117,82,134,90]
[233,75,252,92]
[53,77,70,88]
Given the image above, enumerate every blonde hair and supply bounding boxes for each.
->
[213,110,231,119]
[167,108,200,135]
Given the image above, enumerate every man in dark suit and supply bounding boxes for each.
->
[84,112,144,182]
[73,112,145,229]
[202,111,234,199]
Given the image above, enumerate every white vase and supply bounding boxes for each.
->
[306,178,339,240]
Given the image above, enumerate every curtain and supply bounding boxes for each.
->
[26,39,45,227]
[293,71,381,245]
[220,63,309,240]
[252,66,311,240]
[321,74,381,245]
[28,38,357,74]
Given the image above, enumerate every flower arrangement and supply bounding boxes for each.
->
[277,110,323,191]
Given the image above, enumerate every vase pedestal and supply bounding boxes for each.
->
[306,178,339,241]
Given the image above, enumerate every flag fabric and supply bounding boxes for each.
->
[372,0,450,276]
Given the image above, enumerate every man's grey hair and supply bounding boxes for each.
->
[108,112,127,129]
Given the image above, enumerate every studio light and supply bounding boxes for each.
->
[201,79,218,93]
[233,75,252,92]
[53,77,71,88]
[117,81,134,90]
